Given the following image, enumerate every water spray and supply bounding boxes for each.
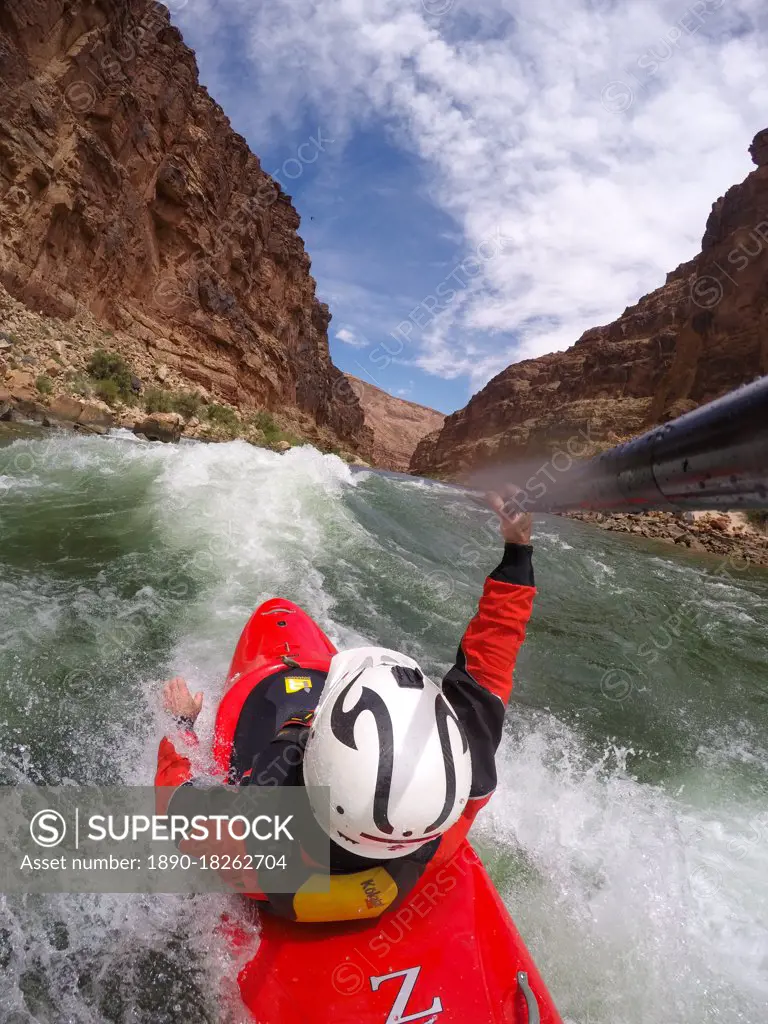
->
[379,375,768,514]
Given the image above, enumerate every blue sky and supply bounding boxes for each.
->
[171,0,767,414]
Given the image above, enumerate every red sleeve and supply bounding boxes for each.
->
[442,543,536,800]
[155,734,197,786]
[155,733,197,814]
[154,734,269,904]
[432,794,491,870]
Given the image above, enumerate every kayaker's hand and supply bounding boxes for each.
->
[487,487,533,545]
[163,677,204,725]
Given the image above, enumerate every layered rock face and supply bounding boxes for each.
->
[0,0,372,455]
[411,130,768,478]
[345,375,444,472]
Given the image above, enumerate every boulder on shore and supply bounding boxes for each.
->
[46,396,115,430]
[4,369,36,393]
[133,412,184,443]
[0,387,13,420]
[1,379,49,423]
[12,397,49,423]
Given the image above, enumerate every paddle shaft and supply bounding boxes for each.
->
[397,375,768,513]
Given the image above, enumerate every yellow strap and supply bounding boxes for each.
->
[292,867,399,923]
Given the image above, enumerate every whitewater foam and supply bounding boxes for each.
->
[1,436,767,1023]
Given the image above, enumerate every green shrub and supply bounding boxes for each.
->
[250,409,277,432]
[143,388,205,419]
[87,349,133,401]
[206,403,241,434]
[144,387,174,414]
[746,510,768,531]
[171,391,204,420]
[94,378,121,405]
[68,371,93,398]
[248,409,282,443]
[36,375,53,396]
[87,349,128,381]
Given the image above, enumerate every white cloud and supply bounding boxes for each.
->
[175,0,768,392]
[335,326,369,347]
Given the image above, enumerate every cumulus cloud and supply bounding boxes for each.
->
[335,326,369,347]
[175,0,768,391]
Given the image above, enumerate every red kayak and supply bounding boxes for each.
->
[214,599,563,1024]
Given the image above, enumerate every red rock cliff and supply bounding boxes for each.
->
[0,0,372,454]
[344,375,444,472]
[411,130,768,478]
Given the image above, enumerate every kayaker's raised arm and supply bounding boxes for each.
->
[442,491,536,803]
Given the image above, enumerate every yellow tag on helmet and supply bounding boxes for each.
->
[285,676,312,694]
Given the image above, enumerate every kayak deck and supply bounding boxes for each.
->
[214,599,563,1023]
[237,839,562,1023]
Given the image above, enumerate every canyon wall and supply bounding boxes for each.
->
[344,375,444,472]
[0,0,372,454]
[411,129,768,478]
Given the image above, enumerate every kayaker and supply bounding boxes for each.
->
[156,489,536,921]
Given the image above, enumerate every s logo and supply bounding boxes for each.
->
[330,676,396,835]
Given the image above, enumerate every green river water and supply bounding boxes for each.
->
[0,427,766,1023]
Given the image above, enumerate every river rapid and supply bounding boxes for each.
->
[1,429,766,1023]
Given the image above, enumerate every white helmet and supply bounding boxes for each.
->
[303,647,472,860]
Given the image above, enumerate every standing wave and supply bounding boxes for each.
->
[1,433,766,1023]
